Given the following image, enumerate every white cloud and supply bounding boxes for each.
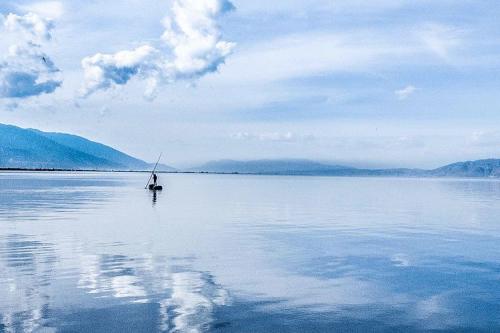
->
[212,21,467,87]
[237,0,407,15]
[4,12,54,42]
[80,45,164,98]
[80,0,236,99]
[395,85,416,100]
[231,131,316,142]
[162,0,235,79]
[0,13,61,99]
[215,31,416,85]
[18,1,64,20]
[416,23,462,61]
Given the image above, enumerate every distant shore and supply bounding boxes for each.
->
[0,168,175,173]
[0,168,242,175]
[1,168,500,179]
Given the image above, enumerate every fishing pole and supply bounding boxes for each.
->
[145,152,162,189]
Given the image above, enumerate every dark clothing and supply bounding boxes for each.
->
[153,174,158,185]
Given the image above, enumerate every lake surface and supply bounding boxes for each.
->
[0,172,499,332]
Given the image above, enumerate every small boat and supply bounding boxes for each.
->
[149,184,163,191]
[145,153,164,191]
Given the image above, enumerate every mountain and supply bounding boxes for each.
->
[189,159,500,178]
[189,159,352,174]
[2,123,499,177]
[428,159,500,177]
[0,123,175,171]
[29,129,150,170]
[189,159,425,176]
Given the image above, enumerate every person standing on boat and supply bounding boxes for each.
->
[153,173,158,187]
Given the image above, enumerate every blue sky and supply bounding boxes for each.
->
[1,0,500,168]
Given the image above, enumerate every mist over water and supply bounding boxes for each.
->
[0,172,499,332]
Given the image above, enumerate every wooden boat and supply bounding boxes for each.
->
[145,153,164,191]
[149,184,163,191]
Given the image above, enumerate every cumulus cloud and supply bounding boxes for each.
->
[395,85,416,100]
[161,0,236,79]
[80,0,235,99]
[0,13,62,99]
[4,12,54,42]
[80,45,164,98]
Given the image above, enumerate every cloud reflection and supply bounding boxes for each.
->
[0,234,55,333]
[0,234,230,333]
[77,254,229,332]
[167,271,229,332]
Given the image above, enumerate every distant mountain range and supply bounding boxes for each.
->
[2,123,500,177]
[428,159,500,177]
[0,123,175,171]
[190,159,500,178]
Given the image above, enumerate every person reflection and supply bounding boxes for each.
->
[152,191,157,205]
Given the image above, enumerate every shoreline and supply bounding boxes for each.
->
[1,168,499,179]
[0,168,245,175]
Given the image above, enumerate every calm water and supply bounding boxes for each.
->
[0,172,499,332]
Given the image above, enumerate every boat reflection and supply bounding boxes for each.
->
[152,190,159,206]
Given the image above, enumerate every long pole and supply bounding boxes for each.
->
[145,152,162,189]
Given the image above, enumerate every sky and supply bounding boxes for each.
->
[1,0,500,168]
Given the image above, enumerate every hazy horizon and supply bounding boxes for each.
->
[3,122,500,170]
[2,1,500,168]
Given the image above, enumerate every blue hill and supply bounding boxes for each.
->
[429,159,500,177]
[3,122,499,177]
[29,129,149,170]
[189,159,424,176]
[188,159,350,174]
[0,123,174,171]
[189,159,500,178]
